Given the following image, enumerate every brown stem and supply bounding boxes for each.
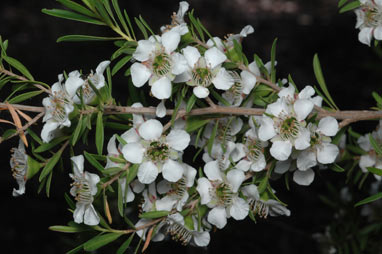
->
[0,68,51,94]
[102,163,130,189]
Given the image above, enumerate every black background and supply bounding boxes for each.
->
[1,0,382,253]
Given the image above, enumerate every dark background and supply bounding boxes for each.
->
[1,0,382,253]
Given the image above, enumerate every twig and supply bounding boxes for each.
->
[102,163,130,188]
[205,96,217,108]
[0,68,51,94]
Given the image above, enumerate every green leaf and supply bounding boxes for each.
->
[270,38,278,83]
[112,55,132,75]
[57,34,120,43]
[210,89,230,106]
[139,210,170,219]
[339,1,360,13]
[84,233,122,251]
[3,55,34,80]
[126,164,139,185]
[186,94,197,113]
[46,170,53,197]
[39,149,63,181]
[186,116,210,133]
[138,15,155,37]
[84,151,105,172]
[366,167,382,176]
[64,192,76,209]
[116,233,135,254]
[207,120,218,156]
[56,0,97,17]
[96,111,104,155]
[42,8,105,25]
[355,192,382,207]
[34,136,69,153]
[8,90,43,104]
[27,128,42,145]
[71,115,83,146]
[111,0,131,37]
[104,122,131,130]
[313,54,338,110]
[330,163,345,172]
[369,133,382,155]
[92,0,114,26]
[134,17,148,39]
[49,225,90,233]
[338,0,349,8]
[66,243,84,254]
[118,179,124,217]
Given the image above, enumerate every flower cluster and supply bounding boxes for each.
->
[355,0,382,46]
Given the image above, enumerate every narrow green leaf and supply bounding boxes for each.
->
[270,38,278,83]
[138,15,156,37]
[39,150,63,181]
[186,94,197,113]
[27,128,43,145]
[111,0,130,36]
[124,10,136,41]
[118,179,124,217]
[134,18,148,39]
[210,89,230,106]
[372,91,382,106]
[64,192,76,209]
[339,1,360,13]
[71,115,83,146]
[338,0,349,8]
[366,167,382,176]
[42,8,105,25]
[8,90,43,104]
[330,163,345,172]
[126,164,139,185]
[3,56,34,80]
[355,192,382,207]
[116,233,135,254]
[112,55,132,76]
[170,93,183,127]
[369,133,382,155]
[84,233,122,251]
[207,120,218,156]
[34,136,69,153]
[56,0,97,17]
[46,171,53,197]
[57,34,120,43]
[84,151,105,172]
[258,175,269,194]
[92,0,113,26]
[66,243,84,254]
[185,116,211,133]
[139,210,170,219]
[188,12,204,42]
[104,122,131,130]
[313,54,338,110]
[96,111,104,155]
[49,225,90,233]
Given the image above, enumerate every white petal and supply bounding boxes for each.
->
[131,63,151,87]
[41,121,60,143]
[193,231,210,247]
[265,98,288,117]
[71,155,84,175]
[122,142,144,164]
[193,86,209,98]
[229,197,249,220]
[65,76,84,98]
[294,128,311,150]
[204,161,223,181]
[157,180,171,194]
[298,86,315,99]
[240,70,256,94]
[293,168,315,186]
[294,99,313,121]
[358,134,372,152]
[151,77,172,99]
[374,26,382,40]
[131,179,145,193]
[73,203,85,224]
[248,61,260,76]
[359,27,373,46]
[133,40,155,61]
[250,153,266,172]
[231,143,246,162]
[317,116,339,137]
[84,205,100,226]
[242,184,260,200]
[121,128,140,143]
[156,100,166,118]
[182,46,200,67]
[317,143,339,164]
[270,140,292,161]
[205,47,227,69]
[267,200,291,217]
[274,160,291,174]
[206,37,224,51]
[138,119,163,141]
[183,164,197,187]
[240,25,254,37]
[208,206,227,229]
[162,30,180,54]
[212,68,234,90]
[197,177,213,205]
[258,116,276,141]
[359,154,376,173]
[137,161,159,184]
[227,169,245,193]
[171,52,188,75]
[278,85,295,99]
[96,60,110,75]
[107,135,119,155]
[235,159,251,172]
[162,159,184,182]
[297,150,317,171]
[311,96,323,107]
[166,129,190,151]
[156,196,177,211]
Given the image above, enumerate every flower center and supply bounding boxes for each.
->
[246,137,263,161]
[170,177,187,197]
[213,182,234,206]
[146,141,169,162]
[279,116,300,140]
[71,176,93,205]
[49,89,71,123]
[362,5,382,27]
[250,200,269,219]
[192,67,213,87]
[166,219,192,246]
[152,52,171,77]
[10,148,27,180]
[310,132,321,146]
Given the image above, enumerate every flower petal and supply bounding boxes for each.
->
[235,159,251,172]
[138,119,163,141]
[162,159,184,182]
[374,26,382,40]
[317,116,338,137]
[156,195,177,211]
[294,99,313,121]
[151,77,172,99]
[229,197,249,220]
[293,168,315,186]
[182,46,200,67]
[212,68,234,90]
[317,143,339,164]
[131,62,151,87]
[133,40,155,61]
[197,177,213,205]
[227,169,245,193]
[122,142,145,164]
[274,159,292,174]
[205,47,227,69]
[95,60,110,75]
[297,150,317,171]
[193,231,211,247]
[208,206,227,229]
[137,161,159,184]
[121,128,141,143]
[359,27,373,46]
[73,203,85,224]
[84,205,100,225]
[71,155,84,175]
[193,86,209,98]
[166,129,190,151]
[242,184,260,200]
[250,153,266,172]
[41,121,60,143]
[204,161,223,181]
[162,30,181,54]
[298,85,315,99]
[270,140,292,161]
[171,52,188,75]
[183,163,197,187]
[240,70,256,94]
[294,128,311,150]
[156,100,166,118]
[258,116,276,141]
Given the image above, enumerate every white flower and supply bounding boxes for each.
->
[122,119,190,184]
[357,121,382,180]
[196,161,249,229]
[242,184,291,218]
[131,33,187,99]
[355,0,382,46]
[176,46,234,98]
[41,73,82,142]
[222,69,257,106]
[10,139,28,197]
[157,163,197,211]
[72,60,110,104]
[206,25,254,52]
[69,155,100,225]
[258,85,316,161]
[160,1,189,35]
[294,116,340,186]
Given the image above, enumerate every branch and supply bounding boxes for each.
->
[0,68,51,94]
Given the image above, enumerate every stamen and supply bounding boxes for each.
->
[191,67,213,87]
[250,200,269,219]
[166,219,192,245]
[278,116,301,141]
[71,175,93,204]
[146,141,169,163]
[152,52,172,77]
[211,182,234,206]
[245,137,263,161]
